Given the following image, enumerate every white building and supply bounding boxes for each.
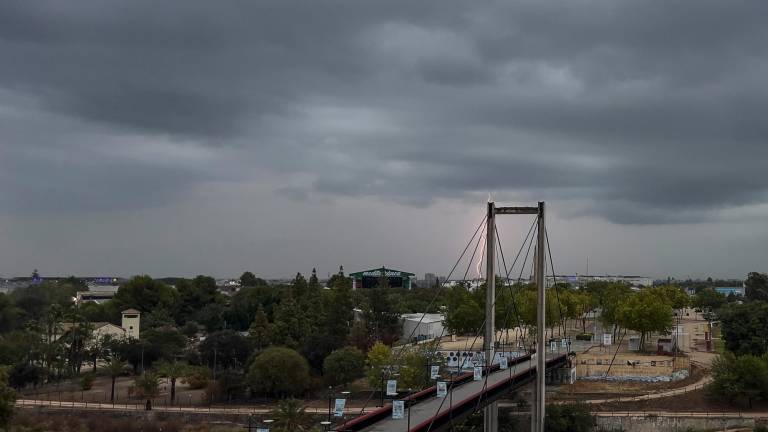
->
[401,313,445,342]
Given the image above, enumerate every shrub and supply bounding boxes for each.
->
[575,333,593,341]
[183,366,212,390]
[545,403,595,432]
[79,373,94,391]
[133,372,160,399]
[323,347,365,386]
[247,347,310,397]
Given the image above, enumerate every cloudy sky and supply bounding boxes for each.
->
[1,1,767,280]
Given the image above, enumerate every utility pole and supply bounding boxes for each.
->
[483,201,498,432]
[532,201,546,432]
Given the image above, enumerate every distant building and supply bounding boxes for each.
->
[52,309,141,343]
[714,286,744,297]
[76,284,120,304]
[54,322,127,343]
[216,279,241,295]
[349,267,415,290]
[401,313,444,341]
[551,275,653,288]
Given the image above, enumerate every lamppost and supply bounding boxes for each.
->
[406,388,413,431]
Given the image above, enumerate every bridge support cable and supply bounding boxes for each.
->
[495,220,536,390]
[348,215,487,421]
[474,227,534,426]
[422,221,538,432]
[424,203,546,432]
[544,227,568,344]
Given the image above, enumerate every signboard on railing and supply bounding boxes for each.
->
[334,398,346,417]
[436,381,447,398]
[386,380,398,396]
[392,400,405,419]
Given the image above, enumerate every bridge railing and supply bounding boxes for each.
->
[338,353,535,431]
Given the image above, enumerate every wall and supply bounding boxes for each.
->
[575,353,689,378]
[595,414,754,432]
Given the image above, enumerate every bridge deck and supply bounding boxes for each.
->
[359,354,561,432]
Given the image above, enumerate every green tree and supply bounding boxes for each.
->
[134,372,160,399]
[720,301,768,356]
[709,353,768,408]
[399,342,445,390]
[323,347,365,386]
[247,347,310,397]
[652,285,690,310]
[694,288,727,314]
[444,286,484,335]
[199,330,251,371]
[365,342,393,388]
[271,399,314,432]
[584,281,632,338]
[320,279,354,346]
[0,294,22,334]
[240,271,259,287]
[105,358,127,402]
[616,290,673,351]
[248,306,272,351]
[155,360,189,405]
[292,273,308,299]
[309,268,320,290]
[327,266,350,291]
[271,290,308,348]
[347,320,371,352]
[0,367,17,431]
[745,272,768,302]
[361,288,402,344]
[112,276,178,316]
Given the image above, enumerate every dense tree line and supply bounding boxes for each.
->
[0,266,458,408]
[442,278,686,352]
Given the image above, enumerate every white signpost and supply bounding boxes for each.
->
[436,381,447,398]
[561,338,568,348]
[473,366,483,381]
[386,380,398,396]
[603,333,612,346]
[334,398,346,418]
[550,340,557,352]
[430,365,440,380]
[392,400,405,419]
[499,356,508,370]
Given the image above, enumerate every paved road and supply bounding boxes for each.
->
[359,356,541,432]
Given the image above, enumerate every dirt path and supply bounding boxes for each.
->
[572,372,713,404]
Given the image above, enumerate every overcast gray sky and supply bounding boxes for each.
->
[1,0,767,280]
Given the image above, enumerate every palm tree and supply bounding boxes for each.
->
[105,358,127,402]
[134,372,160,399]
[155,360,188,405]
[272,399,313,432]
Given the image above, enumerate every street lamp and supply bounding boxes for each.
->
[406,388,413,431]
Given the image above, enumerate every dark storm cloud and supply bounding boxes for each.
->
[2,0,768,224]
